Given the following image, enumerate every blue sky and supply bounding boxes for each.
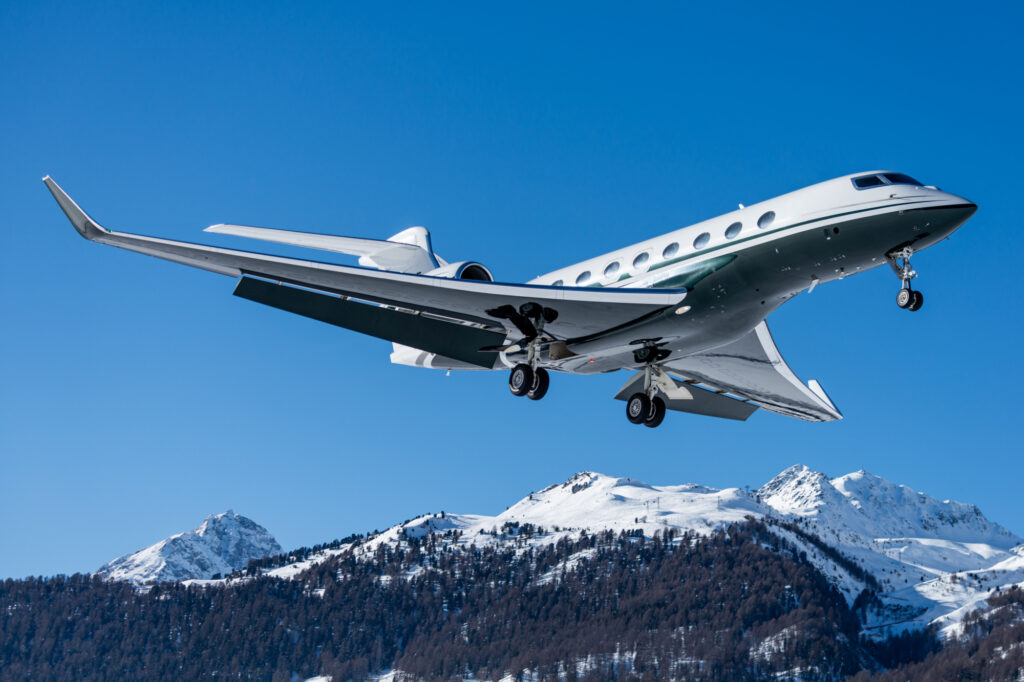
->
[2,2,1022,578]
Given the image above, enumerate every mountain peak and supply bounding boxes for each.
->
[96,511,282,583]
[759,465,1021,553]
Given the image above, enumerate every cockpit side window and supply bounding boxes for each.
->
[882,173,923,186]
[852,175,885,189]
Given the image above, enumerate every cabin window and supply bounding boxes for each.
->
[575,271,591,285]
[662,242,679,259]
[693,232,710,249]
[603,261,620,277]
[852,175,885,189]
[725,221,743,239]
[757,212,775,229]
[883,173,923,186]
[552,280,563,287]
[632,251,650,269]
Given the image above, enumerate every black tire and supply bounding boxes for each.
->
[909,290,924,311]
[896,288,913,309]
[527,368,550,401]
[626,392,650,424]
[643,396,666,428]
[509,364,534,397]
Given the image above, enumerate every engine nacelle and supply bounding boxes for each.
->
[424,261,494,282]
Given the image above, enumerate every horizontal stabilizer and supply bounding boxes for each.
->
[233,277,504,369]
[206,224,439,274]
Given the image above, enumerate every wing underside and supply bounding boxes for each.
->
[662,322,842,422]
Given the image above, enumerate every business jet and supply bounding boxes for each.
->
[43,172,975,427]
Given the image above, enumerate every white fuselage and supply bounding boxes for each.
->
[393,171,976,374]
[530,171,974,372]
[531,171,969,292]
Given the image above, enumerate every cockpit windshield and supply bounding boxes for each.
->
[882,173,923,186]
[852,173,924,190]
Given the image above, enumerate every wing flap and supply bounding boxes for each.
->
[613,371,757,421]
[234,277,504,368]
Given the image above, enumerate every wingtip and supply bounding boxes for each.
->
[42,176,109,240]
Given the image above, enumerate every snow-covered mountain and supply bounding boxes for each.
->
[758,465,1024,635]
[96,510,282,583]
[255,467,1022,638]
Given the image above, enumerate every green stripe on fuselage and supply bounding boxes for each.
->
[586,199,931,289]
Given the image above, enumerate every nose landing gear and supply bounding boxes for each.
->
[896,287,923,311]
[888,247,924,312]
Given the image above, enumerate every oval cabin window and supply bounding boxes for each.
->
[757,211,775,229]
[604,261,620,277]
[552,280,563,287]
[693,232,710,249]
[662,242,679,259]
[632,252,650,269]
[575,271,591,285]
[725,222,742,239]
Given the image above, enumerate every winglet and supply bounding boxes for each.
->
[42,176,110,240]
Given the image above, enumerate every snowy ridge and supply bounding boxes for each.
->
[760,465,1019,547]
[157,467,1021,639]
[96,510,282,583]
[758,465,1024,635]
[349,469,1021,637]
[354,472,762,558]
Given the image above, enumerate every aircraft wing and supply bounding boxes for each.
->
[44,177,686,343]
[663,322,842,422]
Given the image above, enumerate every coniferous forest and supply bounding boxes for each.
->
[2,520,1019,681]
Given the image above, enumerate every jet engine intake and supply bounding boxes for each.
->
[425,261,494,281]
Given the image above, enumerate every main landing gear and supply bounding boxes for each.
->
[625,363,668,428]
[888,247,924,312]
[499,301,558,402]
[508,364,549,401]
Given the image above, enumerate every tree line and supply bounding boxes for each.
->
[1,520,954,681]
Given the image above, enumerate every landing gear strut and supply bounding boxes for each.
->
[888,247,924,312]
[625,363,669,428]
[505,302,557,401]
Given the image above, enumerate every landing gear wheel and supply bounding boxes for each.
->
[527,368,550,400]
[642,397,666,428]
[908,290,924,311]
[626,392,651,425]
[896,288,913,309]
[508,364,534,397]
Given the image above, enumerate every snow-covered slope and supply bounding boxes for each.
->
[168,468,1021,639]
[760,465,1019,550]
[96,510,282,583]
[359,472,762,553]
[757,465,1023,634]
